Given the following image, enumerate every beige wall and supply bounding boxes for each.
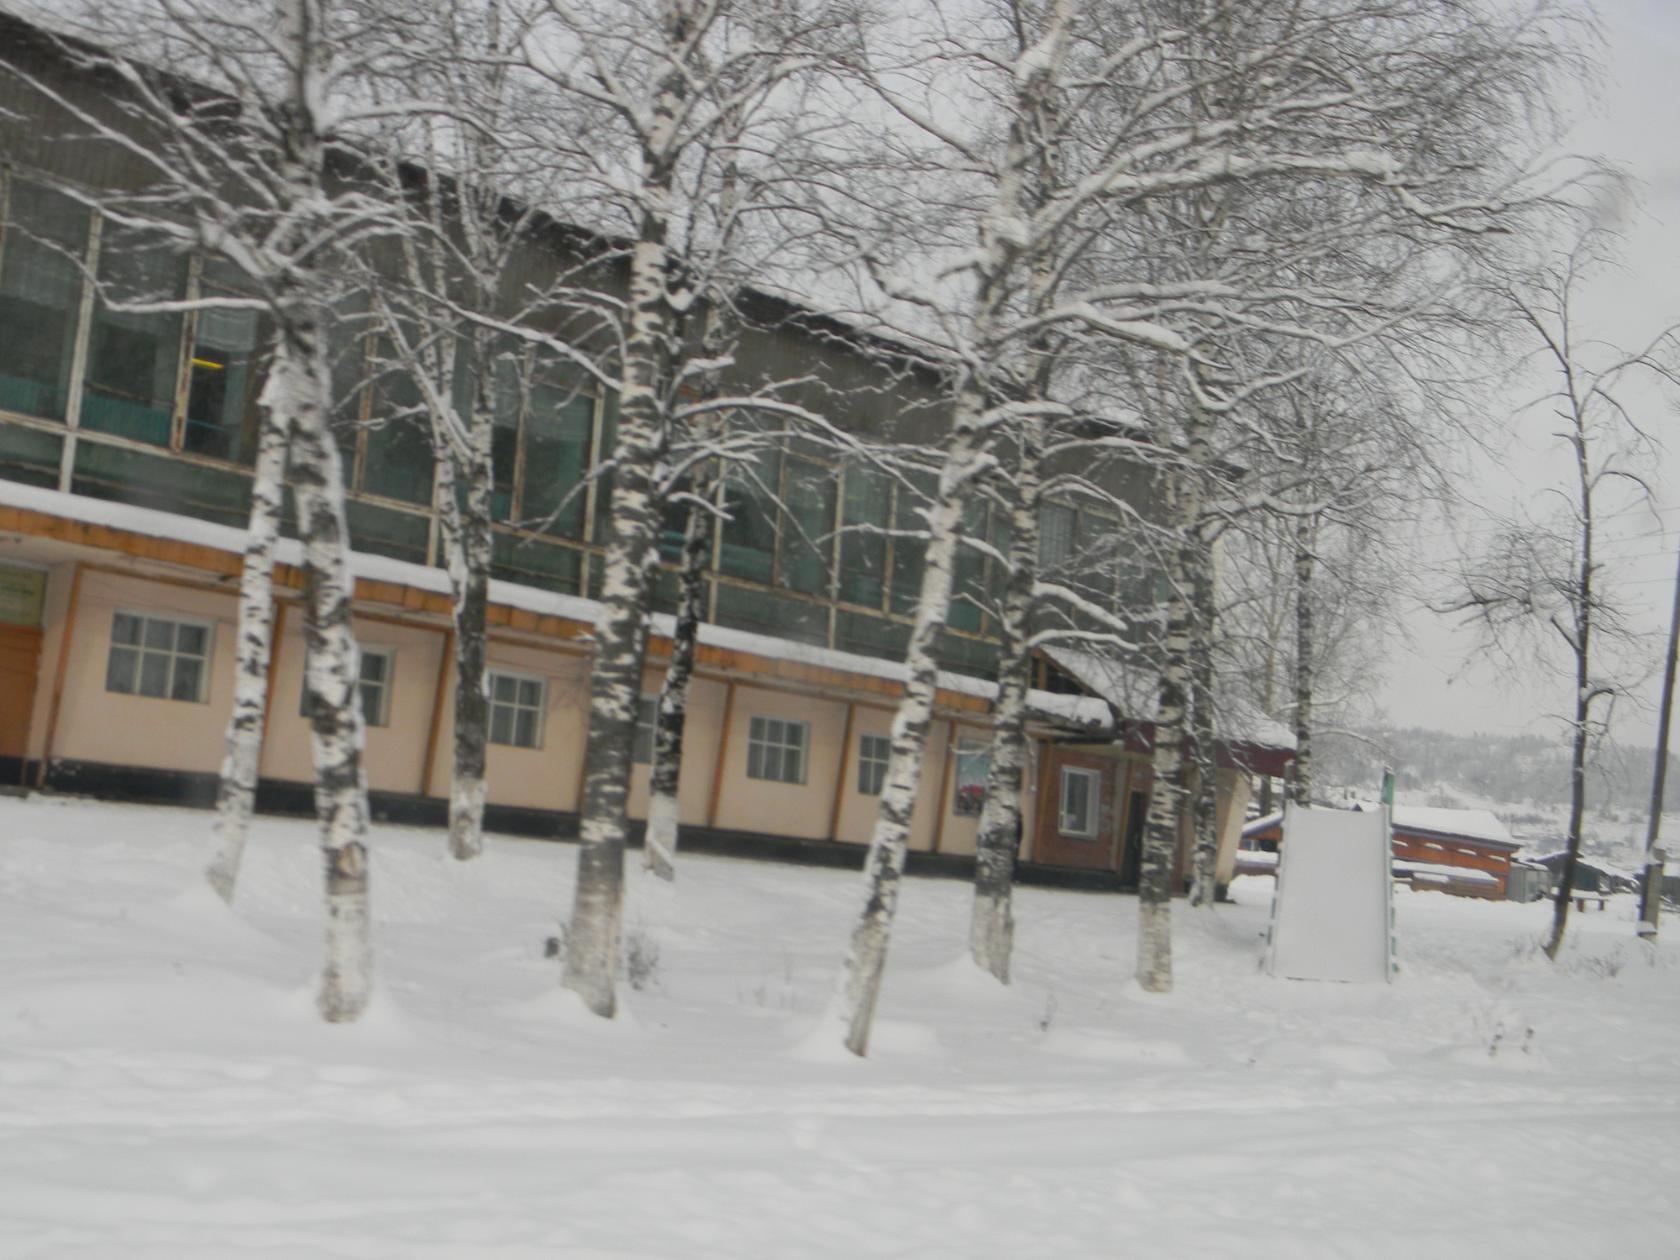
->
[831,705,942,850]
[710,683,848,841]
[22,561,1242,879]
[49,569,235,773]
[423,638,591,812]
[624,669,727,825]
[262,610,448,795]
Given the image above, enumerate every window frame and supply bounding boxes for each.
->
[1058,766,1102,840]
[297,644,394,727]
[356,645,394,727]
[104,608,213,704]
[632,694,658,765]
[856,731,891,796]
[952,737,989,817]
[745,714,809,785]
[486,667,547,750]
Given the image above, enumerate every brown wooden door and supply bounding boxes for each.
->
[0,623,43,767]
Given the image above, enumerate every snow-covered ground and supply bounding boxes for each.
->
[2,794,1677,1259]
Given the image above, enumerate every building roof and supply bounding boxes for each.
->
[1040,645,1295,762]
[1388,806,1515,849]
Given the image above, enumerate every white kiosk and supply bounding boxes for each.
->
[1264,801,1396,983]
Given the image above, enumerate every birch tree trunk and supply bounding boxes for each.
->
[838,419,985,1054]
[561,150,676,1018]
[1187,525,1220,907]
[836,0,1072,1055]
[445,364,495,861]
[1544,417,1597,961]
[285,321,375,1024]
[205,395,291,903]
[643,478,710,881]
[1135,431,1206,993]
[1290,509,1316,807]
[969,429,1041,983]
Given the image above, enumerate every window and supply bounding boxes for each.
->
[1039,503,1075,568]
[105,611,210,702]
[297,645,394,726]
[1059,767,1101,839]
[0,179,88,422]
[746,715,807,785]
[780,455,835,595]
[953,738,989,816]
[857,732,890,796]
[488,669,546,748]
[81,223,188,447]
[719,452,780,584]
[839,464,889,608]
[632,695,658,765]
[518,372,594,538]
[184,265,271,465]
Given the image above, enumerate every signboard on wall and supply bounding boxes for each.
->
[0,565,46,626]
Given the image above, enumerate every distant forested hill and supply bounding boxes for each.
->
[1314,727,1680,817]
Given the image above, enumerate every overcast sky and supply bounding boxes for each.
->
[1375,0,1680,747]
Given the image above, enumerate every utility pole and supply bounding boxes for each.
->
[1637,537,1680,939]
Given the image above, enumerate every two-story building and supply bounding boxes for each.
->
[0,10,1288,892]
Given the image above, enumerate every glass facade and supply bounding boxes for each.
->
[0,181,87,422]
[0,169,1150,684]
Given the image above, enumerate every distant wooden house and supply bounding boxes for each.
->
[1387,807,1517,900]
[1236,803,1520,899]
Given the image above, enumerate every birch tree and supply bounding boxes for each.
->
[520,0,862,1016]
[833,0,1579,1028]
[14,0,411,1020]
[1446,227,1677,961]
[358,0,608,861]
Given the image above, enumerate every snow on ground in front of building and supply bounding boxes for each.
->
[2,795,1677,1259]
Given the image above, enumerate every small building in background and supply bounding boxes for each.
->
[1235,802,1521,899]
[1505,859,1551,903]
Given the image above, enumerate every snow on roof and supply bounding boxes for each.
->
[1388,805,1514,847]
[0,479,1114,730]
[1041,644,1295,751]
[1242,811,1283,838]
[1392,859,1500,887]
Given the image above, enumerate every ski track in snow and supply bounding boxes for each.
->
[1,795,1677,1258]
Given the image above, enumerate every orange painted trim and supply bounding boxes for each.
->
[419,627,454,798]
[36,561,83,787]
[706,680,738,829]
[826,701,856,842]
[4,503,989,712]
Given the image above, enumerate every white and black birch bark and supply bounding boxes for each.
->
[1290,508,1315,807]
[1543,389,1598,961]
[285,320,375,1023]
[837,425,984,1054]
[642,469,710,881]
[969,451,1039,983]
[443,353,495,861]
[205,394,291,903]
[835,0,1073,1056]
[561,103,682,1017]
[1187,524,1220,907]
[1135,421,1206,993]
